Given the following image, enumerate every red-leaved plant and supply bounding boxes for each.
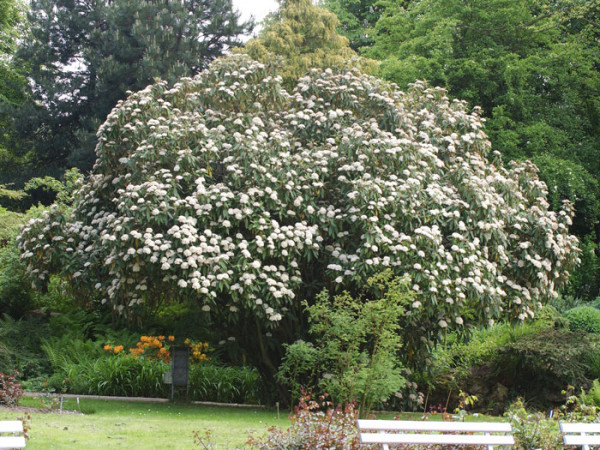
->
[247,389,363,449]
[0,370,23,406]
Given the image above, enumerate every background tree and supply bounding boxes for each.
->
[18,55,579,372]
[321,0,388,51]
[360,0,600,299]
[0,0,27,181]
[243,0,374,89]
[6,0,252,182]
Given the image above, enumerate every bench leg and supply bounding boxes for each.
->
[582,432,590,450]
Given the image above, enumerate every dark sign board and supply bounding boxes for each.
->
[171,347,190,386]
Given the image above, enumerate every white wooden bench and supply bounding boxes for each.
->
[357,419,514,450]
[561,422,600,449]
[0,421,26,449]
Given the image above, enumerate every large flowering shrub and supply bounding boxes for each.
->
[17,55,578,348]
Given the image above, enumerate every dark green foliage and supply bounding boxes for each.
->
[0,0,28,175]
[427,316,600,411]
[10,0,252,174]
[495,328,598,400]
[0,315,51,379]
[564,306,600,334]
[0,244,33,318]
[323,0,386,50]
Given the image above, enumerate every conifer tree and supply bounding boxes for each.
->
[12,0,252,173]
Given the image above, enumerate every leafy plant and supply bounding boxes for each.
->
[0,370,23,406]
[247,390,362,449]
[504,398,562,449]
[564,306,600,334]
[278,271,409,416]
[0,314,51,379]
[579,379,600,409]
[189,364,263,404]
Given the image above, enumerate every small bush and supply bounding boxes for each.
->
[425,321,600,412]
[278,271,410,416]
[0,370,24,406]
[0,314,51,379]
[579,379,600,407]
[247,391,361,449]
[564,306,600,333]
[189,364,263,404]
[0,244,34,318]
[504,398,562,449]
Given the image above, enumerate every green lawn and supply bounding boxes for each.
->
[0,397,291,449]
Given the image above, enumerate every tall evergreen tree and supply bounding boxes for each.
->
[11,0,252,173]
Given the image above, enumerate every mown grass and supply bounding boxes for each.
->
[0,397,291,449]
[0,396,503,448]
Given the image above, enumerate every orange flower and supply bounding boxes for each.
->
[168,335,175,342]
[113,345,124,354]
[103,344,112,351]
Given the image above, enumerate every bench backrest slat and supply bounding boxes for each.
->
[561,423,600,434]
[0,422,23,434]
[358,419,512,433]
[0,435,26,449]
[361,432,515,446]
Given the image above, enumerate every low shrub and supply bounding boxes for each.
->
[0,314,51,379]
[564,306,600,333]
[504,398,563,449]
[278,271,410,416]
[246,391,361,449]
[189,364,263,404]
[0,370,24,406]
[425,318,600,412]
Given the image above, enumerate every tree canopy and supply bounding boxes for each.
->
[9,0,252,175]
[358,0,600,298]
[18,56,579,359]
[243,0,373,89]
[0,0,27,175]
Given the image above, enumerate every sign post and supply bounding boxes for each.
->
[166,346,190,401]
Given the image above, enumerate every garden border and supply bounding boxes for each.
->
[22,392,265,408]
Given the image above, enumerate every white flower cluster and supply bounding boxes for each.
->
[17,55,579,334]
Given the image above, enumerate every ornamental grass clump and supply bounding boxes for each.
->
[18,55,579,359]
